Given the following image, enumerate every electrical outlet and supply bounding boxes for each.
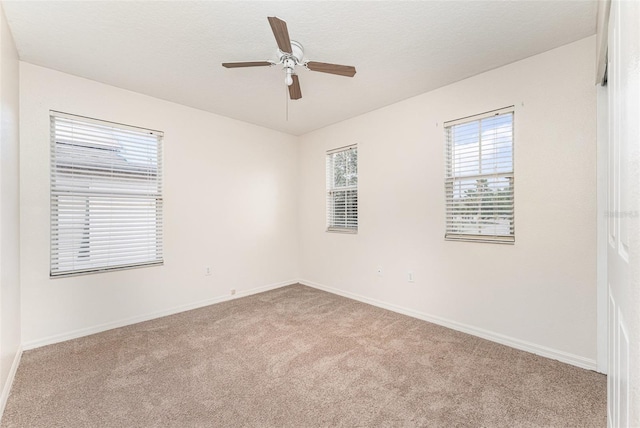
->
[376,266,383,276]
[205,266,212,276]
[230,289,236,296]
[408,271,415,283]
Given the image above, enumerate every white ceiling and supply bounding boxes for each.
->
[3,1,597,136]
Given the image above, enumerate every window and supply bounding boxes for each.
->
[444,107,514,243]
[50,111,163,276]
[326,145,358,232]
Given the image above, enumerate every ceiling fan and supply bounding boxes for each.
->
[222,17,356,100]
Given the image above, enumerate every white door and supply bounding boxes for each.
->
[606,1,639,427]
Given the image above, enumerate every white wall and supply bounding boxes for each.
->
[298,37,598,368]
[19,63,299,347]
[0,3,21,412]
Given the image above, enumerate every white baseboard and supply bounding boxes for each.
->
[22,279,296,351]
[0,345,23,423]
[299,279,597,371]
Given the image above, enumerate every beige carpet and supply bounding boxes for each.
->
[2,284,606,427]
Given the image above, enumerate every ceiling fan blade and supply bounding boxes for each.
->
[289,74,302,100]
[222,61,272,68]
[306,61,356,77]
[268,16,292,54]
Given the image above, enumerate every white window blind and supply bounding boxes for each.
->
[326,145,358,232]
[444,107,514,243]
[50,111,163,277]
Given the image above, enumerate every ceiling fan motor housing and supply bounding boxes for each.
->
[278,40,305,65]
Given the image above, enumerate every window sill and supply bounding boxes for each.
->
[445,235,514,244]
[50,261,164,278]
[326,228,358,234]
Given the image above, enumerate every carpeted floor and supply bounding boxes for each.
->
[2,284,606,427]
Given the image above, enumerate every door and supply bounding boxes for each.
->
[606,0,639,427]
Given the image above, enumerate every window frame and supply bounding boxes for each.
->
[49,111,164,277]
[444,106,515,244]
[326,144,358,234]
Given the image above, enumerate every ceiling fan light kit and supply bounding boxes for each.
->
[222,16,356,101]
[279,40,304,87]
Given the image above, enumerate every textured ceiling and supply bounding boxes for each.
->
[2,1,597,135]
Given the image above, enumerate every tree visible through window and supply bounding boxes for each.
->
[444,107,514,243]
[326,145,358,232]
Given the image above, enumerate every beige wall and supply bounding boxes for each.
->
[0,3,21,412]
[298,37,598,367]
[19,63,299,347]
